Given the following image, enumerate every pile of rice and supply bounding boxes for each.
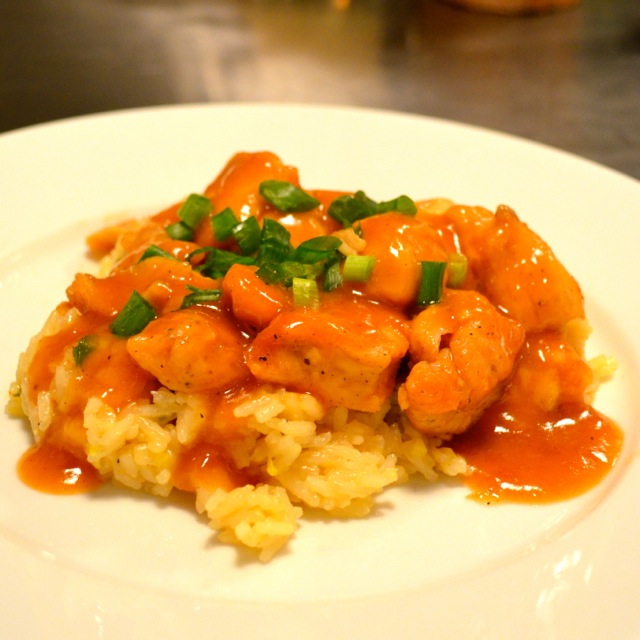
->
[12,312,466,560]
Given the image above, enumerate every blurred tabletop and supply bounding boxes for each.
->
[1,0,639,179]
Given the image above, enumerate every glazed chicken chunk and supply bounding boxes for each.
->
[246,290,410,413]
[398,289,526,436]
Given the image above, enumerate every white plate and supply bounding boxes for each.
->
[0,104,638,639]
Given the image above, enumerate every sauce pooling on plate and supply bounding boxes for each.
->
[9,151,624,560]
[18,442,102,495]
[452,332,622,503]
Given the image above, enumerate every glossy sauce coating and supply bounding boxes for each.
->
[18,441,103,495]
[16,152,623,504]
[173,441,251,493]
[452,331,622,502]
[453,400,622,503]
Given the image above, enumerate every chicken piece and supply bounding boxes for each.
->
[85,218,143,259]
[67,255,219,318]
[398,289,525,436]
[245,289,410,412]
[127,307,251,393]
[222,263,291,332]
[502,330,595,412]
[204,151,299,215]
[443,204,584,331]
[195,151,301,247]
[358,213,454,309]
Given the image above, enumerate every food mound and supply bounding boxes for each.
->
[9,151,622,561]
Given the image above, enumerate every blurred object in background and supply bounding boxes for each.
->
[1,0,637,178]
[442,0,581,15]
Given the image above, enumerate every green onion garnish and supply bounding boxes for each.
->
[259,180,320,213]
[165,221,194,241]
[256,231,340,287]
[257,261,322,287]
[110,291,157,337]
[292,277,320,308]
[177,193,212,229]
[328,191,418,228]
[180,285,222,309]
[323,259,343,292]
[165,193,212,241]
[232,216,262,255]
[138,244,178,262]
[447,253,468,288]
[72,335,97,366]
[211,207,239,242]
[261,217,292,246]
[343,254,375,282]
[417,261,447,307]
[376,195,417,215]
[328,191,378,227]
[256,218,293,265]
[291,236,342,264]
[196,248,256,278]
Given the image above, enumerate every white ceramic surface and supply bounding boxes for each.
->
[1,104,638,639]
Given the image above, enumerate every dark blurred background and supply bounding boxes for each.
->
[1,0,639,178]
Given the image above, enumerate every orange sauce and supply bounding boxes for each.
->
[452,332,624,503]
[359,212,453,309]
[70,331,157,410]
[173,441,249,493]
[453,401,622,503]
[26,305,95,402]
[17,442,102,495]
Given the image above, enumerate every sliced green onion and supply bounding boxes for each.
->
[292,277,320,308]
[138,244,178,262]
[165,221,194,241]
[376,195,417,216]
[327,191,378,227]
[254,262,280,285]
[180,285,222,309]
[198,248,256,278]
[177,193,212,229]
[232,216,261,255]
[211,207,239,242]
[291,236,342,264]
[256,243,291,268]
[257,218,293,265]
[258,261,322,287]
[323,260,343,291]
[447,253,468,288]
[72,335,97,366]
[343,254,375,282]
[186,246,211,264]
[261,217,292,246]
[417,261,447,307]
[259,180,320,213]
[110,291,157,337]
[165,194,212,241]
[328,191,417,227]
[283,262,322,282]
